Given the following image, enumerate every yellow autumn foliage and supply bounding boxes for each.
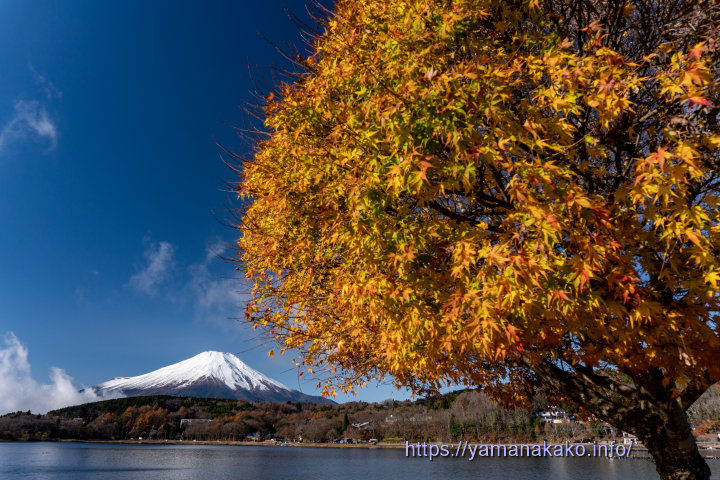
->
[236,0,720,410]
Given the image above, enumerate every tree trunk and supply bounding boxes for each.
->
[643,436,710,480]
[635,409,710,480]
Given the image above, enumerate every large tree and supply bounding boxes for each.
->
[234,1,720,478]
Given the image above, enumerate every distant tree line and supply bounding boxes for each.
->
[1,387,719,443]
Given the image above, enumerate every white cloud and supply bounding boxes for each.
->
[126,237,247,324]
[128,241,175,294]
[0,332,99,415]
[202,239,228,264]
[0,100,58,154]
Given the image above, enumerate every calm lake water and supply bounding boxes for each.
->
[1,442,719,479]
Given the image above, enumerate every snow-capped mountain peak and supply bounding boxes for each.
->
[90,351,332,404]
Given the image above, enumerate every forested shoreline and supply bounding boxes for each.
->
[3,387,720,444]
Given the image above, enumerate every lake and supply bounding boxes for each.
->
[1,442,718,479]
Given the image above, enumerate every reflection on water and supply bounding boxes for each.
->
[0,442,718,480]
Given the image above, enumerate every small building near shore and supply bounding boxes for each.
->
[180,419,212,426]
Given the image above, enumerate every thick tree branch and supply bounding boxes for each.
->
[520,355,634,427]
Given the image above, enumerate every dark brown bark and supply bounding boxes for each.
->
[623,382,709,480]
[640,421,710,480]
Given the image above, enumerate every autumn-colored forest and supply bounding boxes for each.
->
[2,387,720,444]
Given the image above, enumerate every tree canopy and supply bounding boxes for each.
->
[235,1,720,478]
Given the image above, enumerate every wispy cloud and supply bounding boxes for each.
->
[0,68,60,157]
[128,241,175,295]
[0,332,99,415]
[30,65,62,101]
[126,237,247,324]
[187,240,248,326]
[0,100,58,154]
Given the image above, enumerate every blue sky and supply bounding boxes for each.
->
[0,0,411,411]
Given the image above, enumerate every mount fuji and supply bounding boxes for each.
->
[88,351,334,404]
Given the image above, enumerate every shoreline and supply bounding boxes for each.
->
[57,439,405,449]
[9,439,715,459]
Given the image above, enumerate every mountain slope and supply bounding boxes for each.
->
[89,351,333,403]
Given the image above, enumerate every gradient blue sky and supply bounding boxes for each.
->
[0,0,411,407]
